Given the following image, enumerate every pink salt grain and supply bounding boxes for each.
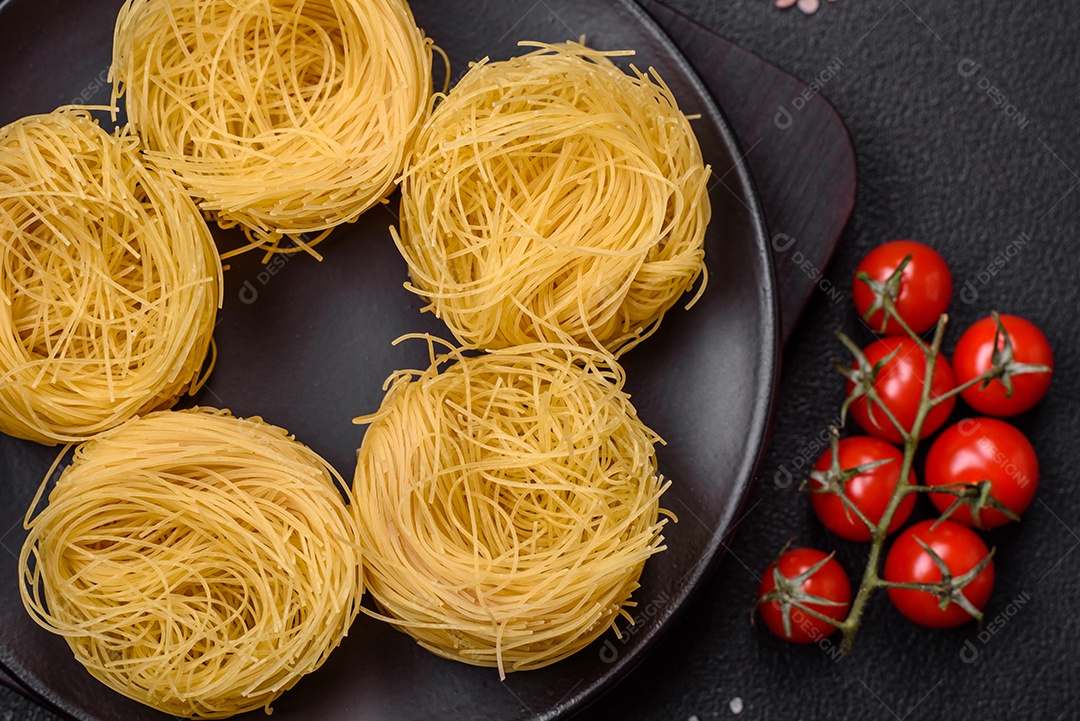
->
[776,0,838,14]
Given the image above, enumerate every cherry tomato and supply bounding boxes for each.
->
[757,548,851,644]
[847,337,957,444]
[884,520,994,628]
[953,314,1053,416]
[853,240,952,335]
[926,418,1038,529]
[810,436,917,541]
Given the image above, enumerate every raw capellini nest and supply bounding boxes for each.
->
[19,407,363,719]
[353,339,671,677]
[0,107,221,445]
[394,41,711,356]
[111,0,436,259]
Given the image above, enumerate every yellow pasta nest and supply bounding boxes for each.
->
[0,108,221,445]
[111,0,435,259]
[20,408,363,719]
[395,41,711,355]
[354,341,670,677]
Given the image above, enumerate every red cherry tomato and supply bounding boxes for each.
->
[884,520,994,628]
[953,314,1053,416]
[853,240,952,335]
[847,337,957,444]
[810,437,917,541]
[757,548,851,644]
[926,418,1038,529]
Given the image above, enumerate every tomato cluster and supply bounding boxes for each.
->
[757,240,1053,644]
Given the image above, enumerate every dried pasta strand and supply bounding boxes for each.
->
[0,108,221,445]
[395,41,711,356]
[19,407,363,719]
[353,341,670,678]
[111,0,436,259]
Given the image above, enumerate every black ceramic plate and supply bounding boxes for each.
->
[0,0,778,719]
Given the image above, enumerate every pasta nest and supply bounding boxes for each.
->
[395,42,711,355]
[19,408,363,719]
[111,0,434,258]
[0,108,221,445]
[354,341,670,677]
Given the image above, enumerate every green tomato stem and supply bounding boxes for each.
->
[836,317,947,652]
[770,281,1038,651]
[834,315,1010,653]
[927,372,989,407]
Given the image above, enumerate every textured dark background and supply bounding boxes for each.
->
[4,0,1079,719]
